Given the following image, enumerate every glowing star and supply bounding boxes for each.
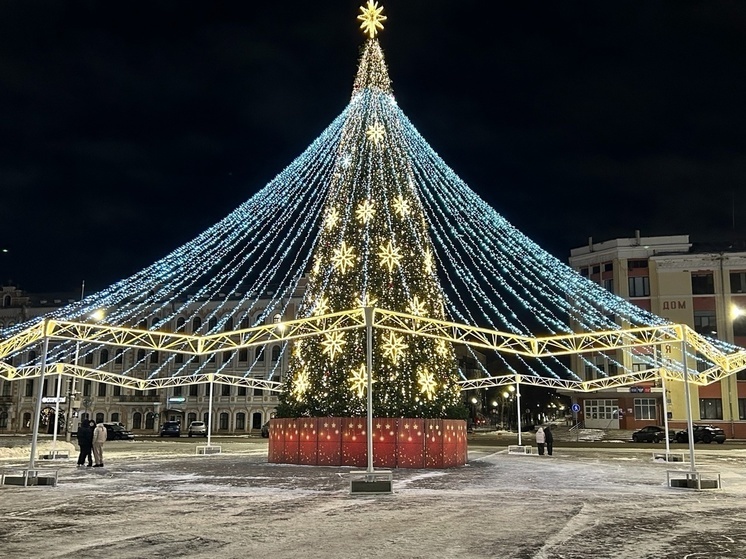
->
[340,153,352,168]
[357,1,387,38]
[366,122,386,144]
[355,200,376,224]
[321,331,346,359]
[423,248,435,274]
[378,239,403,272]
[435,339,449,357]
[407,295,427,317]
[292,368,310,399]
[313,296,330,316]
[393,195,410,217]
[331,241,356,273]
[382,331,407,364]
[418,368,437,400]
[312,256,322,275]
[349,364,374,398]
[324,208,340,231]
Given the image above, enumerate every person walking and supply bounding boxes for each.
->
[544,425,554,456]
[76,419,94,467]
[92,421,108,467]
[535,426,545,455]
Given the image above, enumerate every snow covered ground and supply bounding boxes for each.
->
[1,438,746,559]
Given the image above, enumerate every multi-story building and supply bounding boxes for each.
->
[567,233,746,437]
[0,281,306,435]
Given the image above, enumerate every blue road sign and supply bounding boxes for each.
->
[571,403,580,413]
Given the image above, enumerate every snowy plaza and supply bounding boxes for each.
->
[1,437,746,559]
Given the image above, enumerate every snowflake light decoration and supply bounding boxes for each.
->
[366,122,386,144]
[378,239,403,272]
[321,331,346,359]
[293,368,311,400]
[417,367,437,400]
[355,200,376,224]
[393,194,410,217]
[382,331,407,364]
[349,363,374,398]
[324,207,340,230]
[331,241,356,273]
[407,295,427,317]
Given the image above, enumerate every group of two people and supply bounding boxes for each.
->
[76,419,107,467]
[535,425,553,456]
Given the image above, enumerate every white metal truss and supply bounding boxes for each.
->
[1,309,745,393]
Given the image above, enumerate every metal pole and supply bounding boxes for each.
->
[364,306,374,474]
[681,330,696,472]
[51,371,62,454]
[28,320,50,472]
[207,376,214,446]
[662,374,671,455]
[515,376,522,446]
[65,280,85,443]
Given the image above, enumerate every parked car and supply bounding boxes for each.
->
[159,421,181,437]
[188,421,207,437]
[103,423,135,440]
[675,424,726,444]
[631,425,672,443]
[261,421,270,438]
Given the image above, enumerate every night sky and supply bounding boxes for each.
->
[2,1,746,294]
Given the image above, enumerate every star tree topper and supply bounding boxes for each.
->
[358,1,387,39]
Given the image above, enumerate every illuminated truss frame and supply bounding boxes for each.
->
[1,307,745,393]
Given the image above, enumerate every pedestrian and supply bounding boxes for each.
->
[76,419,94,467]
[535,426,545,455]
[545,425,554,456]
[92,420,108,467]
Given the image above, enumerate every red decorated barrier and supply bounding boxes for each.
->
[268,417,466,469]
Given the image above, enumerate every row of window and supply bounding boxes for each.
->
[585,397,746,421]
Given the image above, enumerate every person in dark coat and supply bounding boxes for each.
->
[544,425,554,456]
[77,419,94,467]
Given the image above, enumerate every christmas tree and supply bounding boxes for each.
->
[277,2,466,420]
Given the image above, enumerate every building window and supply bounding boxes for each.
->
[83,380,92,397]
[592,265,600,274]
[150,351,159,364]
[25,379,34,397]
[85,352,94,365]
[694,311,717,337]
[95,412,104,423]
[238,349,248,362]
[629,259,648,269]
[98,383,106,397]
[133,413,142,429]
[737,370,746,381]
[236,413,246,430]
[739,399,746,420]
[1,380,10,396]
[113,385,121,396]
[224,317,234,332]
[256,347,265,362]
[730,271,746,293]
[271,346,281,362]
[145,413,155,430]
[237,387,247,396]
[691,272,715,295]
[115,349,123,365]
[111,412,119,423]
[603,262,613,272]
[175,353,184,364]
[192,317,202,333]
[189,384,198,397]
[2,295,10,307]
[634,398,657,420]
[0,411,8,428]
[584,399,618,420]
[173,386,182,397]
[187,412,197,425]
[580,267,589,277]
[254,388,264,396]
[219,412,229,430]
[100,349,109,365]
[628,276,650,297]
[699,398,723,420]
[603,279,614,292]
[695,352,710,373]
[137,349,146,362]
[209,317,218,331]
[221,384,231,397]
[176,317,186,332]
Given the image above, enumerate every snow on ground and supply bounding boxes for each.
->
[1,439,746,559]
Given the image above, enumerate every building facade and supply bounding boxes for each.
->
[0,282,305,436]
[567,234,746,437]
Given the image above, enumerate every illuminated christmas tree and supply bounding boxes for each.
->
[278,2,466,419]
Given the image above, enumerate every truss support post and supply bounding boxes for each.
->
[515,375,522,446]
[681,330,696,472]
[51,369,63,454]
[28,320,50,471]
[207,375,214,447]
[364,306,374,474]
[65,342,79,443]
[661,373,671,455]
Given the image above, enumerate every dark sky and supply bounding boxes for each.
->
[2,1,746,294]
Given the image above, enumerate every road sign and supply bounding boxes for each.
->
[42,397,66,404]
[571,403,580,413]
